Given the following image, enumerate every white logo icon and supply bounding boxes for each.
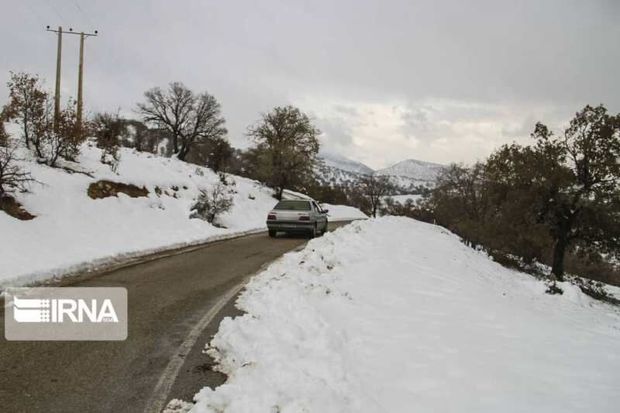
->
[13,296,119,324]
[13,297,51,323]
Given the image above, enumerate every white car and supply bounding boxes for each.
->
[266,200,329,238]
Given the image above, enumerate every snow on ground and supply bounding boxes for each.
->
[186,217,620,413]
[281,189,367,220]
[606,284,620,301]
[0,143,363,287]
[322,203,367,220]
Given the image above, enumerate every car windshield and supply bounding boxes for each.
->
[273,200,311,211]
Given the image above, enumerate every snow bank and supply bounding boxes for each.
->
[0,144,364,286]
[282,189,368,220]
[322,203,367,221]
[189,217,620,413]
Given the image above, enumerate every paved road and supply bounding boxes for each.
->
[0,222,351,413]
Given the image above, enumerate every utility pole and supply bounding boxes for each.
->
[46,26,63,132]
[46,26,98,135]
[77,32,85,134]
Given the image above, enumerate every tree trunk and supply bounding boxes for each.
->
[551,235,567,281]
[23,113,31,149]
[172,133,179,155]
[276,187,284,200]
[177,142,189,161]
[34,140,44,159]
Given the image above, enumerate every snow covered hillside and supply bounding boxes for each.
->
[318,151,374,175]
[314,152,371,188]
[0,143,364,287]
[315,152,444,192]
[182,217,620,413]
[376,158,444,189]
[376,158,444,181]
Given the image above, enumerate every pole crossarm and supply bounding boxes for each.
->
[46,27,98,37]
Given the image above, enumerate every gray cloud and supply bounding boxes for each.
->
[1,0,618,167]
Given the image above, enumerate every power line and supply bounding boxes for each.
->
[72,1,97,29]
[44,0,67,26]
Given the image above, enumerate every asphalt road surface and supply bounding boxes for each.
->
[0,221,352,413]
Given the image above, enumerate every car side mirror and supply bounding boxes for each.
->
[322,209,329,214]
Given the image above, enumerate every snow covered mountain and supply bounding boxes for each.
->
[315,152,372,188]
[373,158,445,191]
[315,153,444,192]
[376,159,444,183]
[318,152,374,175]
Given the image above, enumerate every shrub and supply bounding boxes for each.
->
[36,101,85,166]
[3,72,86,166]
[2,72,47,152]
[0,143,32,196]
[190,173,235,224]
[380,197,434,223]
[0,119,8,147]
[93,112,122,171]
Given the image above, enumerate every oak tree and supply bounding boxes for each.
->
[247,106,320,200]
[137,82,227,161]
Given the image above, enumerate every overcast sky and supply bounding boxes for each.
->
[2,0,619,169]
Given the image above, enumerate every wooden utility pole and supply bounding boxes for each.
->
[77,32,85,134]
[47,26,63,132]
[46,26,98,135]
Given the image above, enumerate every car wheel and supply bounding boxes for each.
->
[268,229,276,238]
[321,221,328,235]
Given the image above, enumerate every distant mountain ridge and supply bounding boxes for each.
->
[318,152,374,175]
[316,152,445,192]
[375,159,444,182]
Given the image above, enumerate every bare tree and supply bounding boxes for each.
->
[0,144,32,196]
[136,82,227,161]
[247,106,320,200]
[357,174,394,217]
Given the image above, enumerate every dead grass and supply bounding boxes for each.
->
[87,180,149,199]
[0,194,35,220]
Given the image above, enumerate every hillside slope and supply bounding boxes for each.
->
[181,217,620,413]
[318,152,373,175]
[0,143,364,287]
[376,158,444,189]
[376,158,444,181]
[315,153,444,192]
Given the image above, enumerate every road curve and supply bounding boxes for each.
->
[0,221,351,413]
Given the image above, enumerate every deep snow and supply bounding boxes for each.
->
[181,217,620,413]
[0,143,365,287]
